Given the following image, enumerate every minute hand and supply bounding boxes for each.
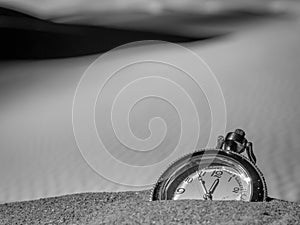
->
[209,179,220,195]
[197,171,209,196]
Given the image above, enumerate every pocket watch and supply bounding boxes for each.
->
[151,129,267,202]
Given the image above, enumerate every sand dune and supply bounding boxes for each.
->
[0,190,299,224]
[0,2,300,204]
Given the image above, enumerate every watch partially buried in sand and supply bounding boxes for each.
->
[151,129,267,202]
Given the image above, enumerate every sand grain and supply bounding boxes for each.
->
[0,190,299,225]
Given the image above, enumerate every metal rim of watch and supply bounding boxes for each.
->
[150,148,268,202]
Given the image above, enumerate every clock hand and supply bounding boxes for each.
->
[208,179,220,195]
[197,170,211,200]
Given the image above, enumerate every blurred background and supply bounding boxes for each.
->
[0,0,299,203]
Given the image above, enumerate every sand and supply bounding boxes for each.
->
[0,190,299,225]
[0,1,300,204]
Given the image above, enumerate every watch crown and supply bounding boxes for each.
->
[223,129,247,153]
[235,129,245,137]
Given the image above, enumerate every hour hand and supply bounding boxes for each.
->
[208,179,220,195]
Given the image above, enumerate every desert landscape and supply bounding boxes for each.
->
[0,0,299,224]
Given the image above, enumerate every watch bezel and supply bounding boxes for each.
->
[151,149,267,202]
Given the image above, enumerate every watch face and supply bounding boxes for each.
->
[173,165,252,201]
[151,149,267,202]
